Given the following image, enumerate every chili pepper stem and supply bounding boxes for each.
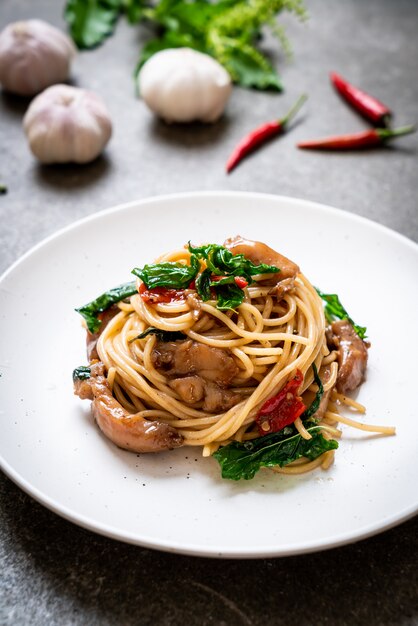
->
[280,93,308,127]
[377,124,416,141]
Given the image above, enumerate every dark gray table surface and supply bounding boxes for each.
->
[1,1,417,625]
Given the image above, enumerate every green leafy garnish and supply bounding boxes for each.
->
[132,255,200,289]
[213,426,338,480]
[72,365,91,381]
[132,327,187,342]
[65,0,123,49]
[75,280,137,333]
[189,242,280,310]
[316,289,367,340]
[189,242,280,279]
[131,242,279,312]
[302,363,324,422]
[214,282,245,310]
[64,0,306,91]
[195,268,212,301]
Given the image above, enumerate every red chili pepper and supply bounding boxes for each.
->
[226,94,307,173]
[234,276,248,289]
[139,282,186,304]
[255,369,306,436]
[330,71,391,127]
[211,275,248,288]
[297,125,416,151]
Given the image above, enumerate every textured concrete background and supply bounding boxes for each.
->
[1,0,417,624]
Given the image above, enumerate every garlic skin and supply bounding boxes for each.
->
[23,85,112,164]
[138,48,232,123]
[0,19,76,96]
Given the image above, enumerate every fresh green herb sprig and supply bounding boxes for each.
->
[189,242,280,310]
[132,256,200,289]
[65,0,123,49]
[75,280,137,333]
[213,426,338,480]
[64,0,306,91]
[72,365,91,381]
[131,243,280,311]
[188,242,280,278]
[316,289,367,340]
[76,241,280,330]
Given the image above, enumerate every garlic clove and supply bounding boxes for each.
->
[138,48,232,123]
[0,19,76,96]
[23,85,112,164]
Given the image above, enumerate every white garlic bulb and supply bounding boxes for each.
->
[23,84,112,164]
[138,48,232,123]
[0,19,76,96]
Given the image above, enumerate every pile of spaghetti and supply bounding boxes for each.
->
[73,236,395,480]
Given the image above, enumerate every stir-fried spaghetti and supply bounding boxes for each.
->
[73,238,395,480]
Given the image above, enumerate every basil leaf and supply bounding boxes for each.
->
[213,427,338,480]
[316,289,367,340]
[221,45,283,91]
[188,242,280,282]
[132,256,200,289]
[72,365,91,381]
[302,363,324,422]
[133,327,186,342]
[214,283,245,310]
[124,0,147,24]
[210,276,236,286]
[75,280,137,333]
[65,0,122,49]
[195,268,212,302]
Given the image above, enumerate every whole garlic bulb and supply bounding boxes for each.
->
[23,84,112,164]
[0,19,76,96]
[138,48,232,123]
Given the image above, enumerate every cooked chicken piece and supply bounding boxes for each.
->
[74,361,183,453]
[153,340,242,412]
[169,376,205,404]
[152,339,239,387]
[169,375,241,412]
[224,235,300,281]
[327,320,368,394]
[87,305,119,361]
[202,381,241,413]
[73,375,95,400]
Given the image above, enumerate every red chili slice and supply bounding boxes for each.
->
[234,276,248,289]
[256,369,306,435]
[139,282,186,304]
[211,275,248,288]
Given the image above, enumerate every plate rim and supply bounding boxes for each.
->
[2,458,418,558]
[1,190,417,558]
[1,191,417,285]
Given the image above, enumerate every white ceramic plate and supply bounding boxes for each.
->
[1,192,417,558]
